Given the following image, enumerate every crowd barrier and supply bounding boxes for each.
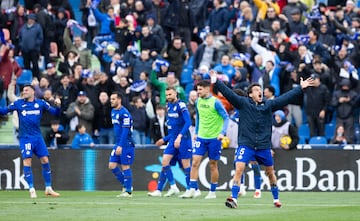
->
[1,146,359,192]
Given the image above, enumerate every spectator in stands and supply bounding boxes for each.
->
[330,78,358,143]
[33,77,51,99]
[132,0,147,26]
[58,50,79,76]
[71,124,95,149]
[213,54,236,83]
[91,5,115,36]
[253,0,280,21]
[18,13,43,80]
[125,96,149,145]
[0,45,22,101]
[236,6,256,39]
[193,32,218,70]
[149,105,168,143]
[288,8,309,35]
[45,119,69,148]
[76,69,98,107]
[282,0,308,22]
[54,74,78,131]
[187,90,197,126]
[63,22,92,69]
[207,0,229,46]
[306,29,331,65]
[114,18,132,56]
[95,44,117,75]
[303,73,330,137]
[53,7,68,53]
[40,89,58,139]
[264,85,276,100]
[66,91,95,142]
[150,65,186,106]
[161,36,189,80]
[330,125,348,145]
[10,5,26,55]
[125,49,153,82]
[95,71,120,97]
[44,63,60,91]
[94,91,114,144]
[271,110,299,150]
[261,60,280,96]
[145,14,165,46]
[140,25,164,57]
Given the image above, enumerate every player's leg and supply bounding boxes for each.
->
[225,146,254,208]
[239,173,247,197]
[119,146,135,197]
[258,148,282,207]
[109,148,124,187]
[250,161,262,198]
[20,139,36,198]
[182,138,205,198]
[265,165,282,207]
[162,153,181,197]
[40,156,60,197]
[179,138,192,190]
[204,138,222,199]
[35,138,59,197]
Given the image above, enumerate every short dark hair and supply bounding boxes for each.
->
[111,91,123,100]
[22,84,35,91]
[76,124,84,132]
[196,80,211,88]
[166,86,177,92]
[247,83,261,95]
[264,85,275,95]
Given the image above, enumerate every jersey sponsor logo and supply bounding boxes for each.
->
[199,103,210,109]
[21,109,40,116]
[168,113,179,118]
[179,102,186,109]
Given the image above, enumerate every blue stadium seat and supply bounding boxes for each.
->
[325,123,336,141]
[298,124,310,143]
[309,136,327,145]
[16,69,33,85]
[14,56,24,68]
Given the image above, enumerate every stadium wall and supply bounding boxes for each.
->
[1,148,360,192]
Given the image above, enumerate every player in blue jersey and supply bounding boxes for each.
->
[109,91,135,197]
[0,85,61,198]
[182,80,229,199]
[209,70,314,208]
[148,87,193,197]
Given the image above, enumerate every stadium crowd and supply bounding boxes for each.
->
[1,0,360,148]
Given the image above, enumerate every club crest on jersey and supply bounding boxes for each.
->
[34,103,39,108]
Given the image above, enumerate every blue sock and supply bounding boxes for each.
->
[252,164,261,190]
[184,167,191,189]
[23,166,34,188]
[271,184,279,200]
[240,173,245,184]
[41,163,52,187]
[123,169,132,193]
[210,182,217,192]
[157,170,166,191]
[189,179,197,190]
[163,165,175,185]
[231,184,240,199]
[111,167,124,185]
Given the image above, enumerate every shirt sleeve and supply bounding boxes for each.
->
[214,99,229,135]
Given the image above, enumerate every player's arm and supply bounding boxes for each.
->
[179,102,191,137]
[194,100,199,139]
[0,101,17,115]
[44,99,61,116]
[215,99,229,139]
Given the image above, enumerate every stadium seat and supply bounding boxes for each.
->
[298,124,310,143]
[14,56,24,68]
[308,136,327,145]
[325,123,336,141]
[16,69,33,85]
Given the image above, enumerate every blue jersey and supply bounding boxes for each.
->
[164,100,191,142]
[0,98,60,138]
[111,106,134,147]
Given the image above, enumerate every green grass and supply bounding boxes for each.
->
[0,191,359,221]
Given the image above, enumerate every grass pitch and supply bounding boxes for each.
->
[0,190,359,221]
